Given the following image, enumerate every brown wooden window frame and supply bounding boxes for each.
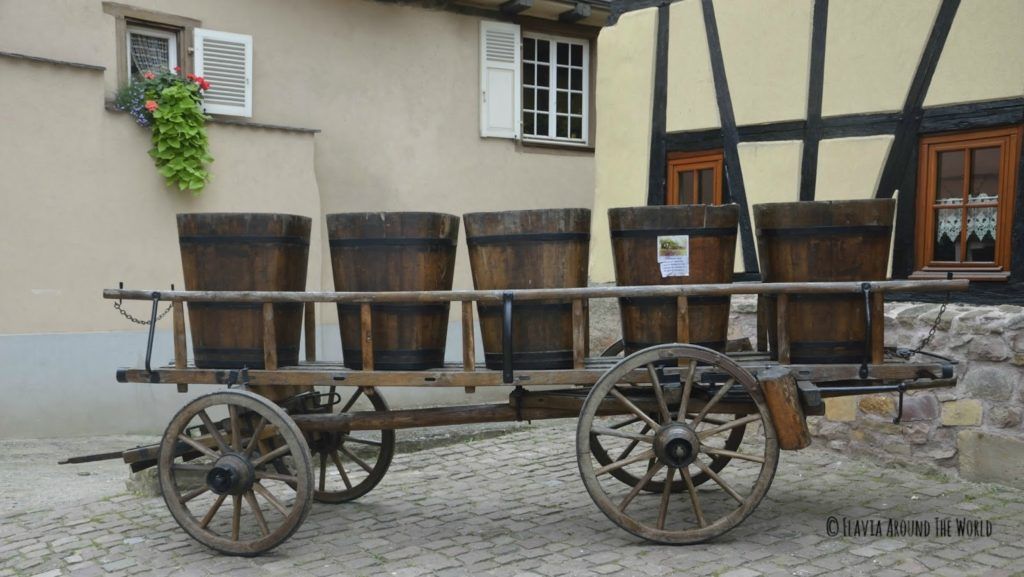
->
[103,2,200,88]
[666,150,725,205]
[911,126,1022,281]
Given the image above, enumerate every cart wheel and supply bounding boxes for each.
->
[158,390,314,556]
[308,387,395,504]
[591,341,744,492]
[577,344,779,544]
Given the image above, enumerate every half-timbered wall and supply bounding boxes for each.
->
[591,0,1024,304]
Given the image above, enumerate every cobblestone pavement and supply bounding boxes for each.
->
[2,421,1024,577]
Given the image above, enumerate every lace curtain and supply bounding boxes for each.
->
[935,194,998,243]
[129,32,170,77]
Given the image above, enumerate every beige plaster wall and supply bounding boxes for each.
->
[589,8,657,284]
[736,141,803,270]
[821,0,940,116]
[814,136,893,202]
[665,0,719,132]
[714,0,813,126]
[924,0,1024,107]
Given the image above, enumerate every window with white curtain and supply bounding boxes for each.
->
[127,24,178,80]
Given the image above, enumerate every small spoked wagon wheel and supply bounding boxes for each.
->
[306,386,395,504]
[158,390,314,556]
[577,344,779,544]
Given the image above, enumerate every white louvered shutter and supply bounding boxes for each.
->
[194,28,253,117]
[480,21,521,139]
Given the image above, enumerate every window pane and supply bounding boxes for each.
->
[570,93,582,115]
[556,66,568,89]
[936,150,964,203]
[970,147,1000,203]
[537,89,549,111]
[524,63,535,87]
[524,113,535,136]
[933,207,959,262]
[557,42,569,65]
[679,170,695,205]
[537,39,550,63]
[556,91,568,114]
[537,64,549,88]
[571,44,583,67]
[571,68,583,91]
[129,31,171,78]
[698,168,715,204]
[537,113,549,136]
[524,37,536,61]
[556,115,568,138]
[965,206,997,262]
[570,116,582,140]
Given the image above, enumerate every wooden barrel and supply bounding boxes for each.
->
[754,199,895,363]
[464,209,590,370]
[177,213,310,373]
[609,204,738,355]
[327,212,459,370]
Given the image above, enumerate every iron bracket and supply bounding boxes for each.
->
[859,282,872,380]
[144,291,161,373]
[502,292,514,384]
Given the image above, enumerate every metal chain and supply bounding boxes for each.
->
[113,300,173,325]
[913,292,950,353]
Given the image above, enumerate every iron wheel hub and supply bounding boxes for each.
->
[206,453,255,496]
[654,423,700,469]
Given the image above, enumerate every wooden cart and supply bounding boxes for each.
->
[96,279,965,555]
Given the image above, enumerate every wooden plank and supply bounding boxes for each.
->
[582,298,591,357]
[262,303,278,371]
[646,4,669,205]
[871,291,885,364]
[799,0,829,202]
[360,303,373,371]
[676,295,690,343]
[572,299,585,369]
[776,294,790,364]
[172,301,188,393]
[292,403,575,432]
[759,367,811,450]
[103,279,969,305]
[755,295,768,352]
[462,301,476,393]
[304,302,316,362]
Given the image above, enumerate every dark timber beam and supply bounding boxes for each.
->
[645,5,669,205]
[559,2,591,22]
[799,0,829,201]
[702,0,758,273]
[875,0,960,199]
[499,0,532,15]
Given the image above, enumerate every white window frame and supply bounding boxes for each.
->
[521,32,590,146]
[126,24,178,81]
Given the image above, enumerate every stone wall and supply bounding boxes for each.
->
[588,290,1024,489]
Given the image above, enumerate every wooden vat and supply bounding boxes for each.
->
[327,212,459,370]
[464,209,590,370]
[754,199,895,363]
[610,204,738,354]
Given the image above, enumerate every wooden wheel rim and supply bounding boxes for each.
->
[158,390,314,556]
[310,387,396,504]
[576,344,779,544]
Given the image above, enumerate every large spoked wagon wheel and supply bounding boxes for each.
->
[158,390,314,556]
[577,344,779,544]
[591,341,745,493]
[306,386,395,504]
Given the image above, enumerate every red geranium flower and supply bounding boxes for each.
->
[174,65,182,73]
[144,100,159,112]
[142,71,155,80]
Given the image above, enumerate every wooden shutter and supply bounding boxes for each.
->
[480,21,521,139]
[194,28,253,117]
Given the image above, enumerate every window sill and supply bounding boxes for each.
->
[519,138,594,154]
[909,269,1011,282]
[105,101,320,135]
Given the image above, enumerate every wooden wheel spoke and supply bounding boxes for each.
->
[229,405,242,452]
[694,459,745,504]
[698,414,759,439]
[680,467,706,528]
[692,378,735,426]
[253,444,291,468]
[701,446,765,464]
[253,482,289,516]
[231,495,241,541]
[199,493,227,529]
[172,463,214,474]
[609,416,642,430]
[331,451,353,490]
[339,445,374,474]
[318,452,328,492]
[244,491,270,537]
[595,448,655,477]
[242,416,267,459]
[613,423,652,462]
[197,410,230,454]
[591,426,654,444]
[255,471,298,484]
[176,434,218,459]
[618,462,663,513]
[646,364,671,423]
[340,388,363,413]
[678,360,697,417]
[180,486,209,504]
[608,388,660,430]
[657,468,676,530]
[343,436,382,448]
